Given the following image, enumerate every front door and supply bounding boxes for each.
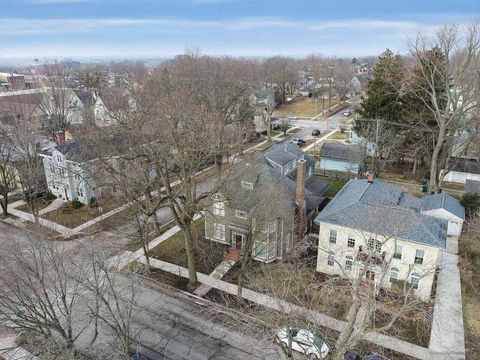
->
[232,233,244,250]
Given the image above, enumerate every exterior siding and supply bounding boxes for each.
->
[316,222,441,300]
[443,170,480,184]
[319,158,360,174]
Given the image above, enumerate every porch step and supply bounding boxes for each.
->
[225,248,242,261]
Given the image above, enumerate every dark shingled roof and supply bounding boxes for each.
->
[421,192,465,220]
[448,159,480,175]
[223,156,324,215]
[315,179,449,248]
[73,89,94,107]
[320,142,363,163]
[465,179,480,194]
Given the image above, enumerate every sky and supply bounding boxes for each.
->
[1,0,479,60]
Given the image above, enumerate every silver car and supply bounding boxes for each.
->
[275,327,330,359]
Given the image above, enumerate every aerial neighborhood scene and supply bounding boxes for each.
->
[0,0,479,359]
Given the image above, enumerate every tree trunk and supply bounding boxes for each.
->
[184,223,198,290]
[429,124,446,193]
[266,111,272,143]
[0,193,7,217]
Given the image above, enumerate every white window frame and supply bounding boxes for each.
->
[241,181,253,190]
[213,202,225,217]
[393,244,403,260]
[411,273,420,289]
[329,229,337,244]
[345,256,354,271]
[347,234,355,248]
[327,252,335,266]
[213,223,225,241]
[389,267,399,283]
[235,210,247,219]
[414,249,425,265]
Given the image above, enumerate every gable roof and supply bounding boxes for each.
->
[73,89,94,107]
[222,155,324,215]
[421,192,465,220]
[315,179,449,248]
[320,143,363,163]
[265,142,315,168]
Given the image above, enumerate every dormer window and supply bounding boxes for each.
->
[241,181,253,190]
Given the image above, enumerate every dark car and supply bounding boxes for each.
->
[343,350,364,360]
[291,138,306,146]
[312,129,321,136]
[22,189,47,202]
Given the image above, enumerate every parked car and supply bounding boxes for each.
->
[288,116,298,121]
[291,138,306,146]
[312,129,321,136]
[22,189,47,202]
[343,110,353,117]
[343,350,364,360]
[275,327,330,359]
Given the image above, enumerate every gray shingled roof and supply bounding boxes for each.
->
[222,155,324,215]
[320,142,363,163]
[421,193,465,220]
[465,179,480,194]
[265,142,315,168]
[315,179,449,248]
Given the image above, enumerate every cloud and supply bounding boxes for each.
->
[0,16,447,35]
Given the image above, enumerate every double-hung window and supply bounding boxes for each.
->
[389,267,399,283]
[347,234,355,248]
[327,252,335,266]
[414,249,424,265]
[213,202,225,217]
[393,244,403,260]
[213,223,225,241]
[345,256,354,271]
[329,229,337,244]
[411,273,420,289]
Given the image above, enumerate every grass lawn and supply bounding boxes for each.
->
[148,218,225,275]
[315,176,348,197]
[42,197,124,228]
[328,131,348,140]
[127,220,177,252]
[288,127,302,134]
[270,130,281,137]
[274,98,338,118]
[256,141,274,152]
[459,219,480,358]
[441,181,465,192]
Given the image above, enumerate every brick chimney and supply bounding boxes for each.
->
[295,159,306,208]
[367,171,374,183]
[55,131,65,146]
[295,158,307,243]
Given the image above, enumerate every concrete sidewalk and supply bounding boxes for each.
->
[0,334,38,360]
[39,198,64,215]
[135,255,431,360]
[193,258,237,297]
[428,251,465,359]
[303,129,338,152]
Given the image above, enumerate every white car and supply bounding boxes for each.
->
[275,327,330,359]
[343,110,352,117]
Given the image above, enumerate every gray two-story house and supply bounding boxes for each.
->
[204,143,329,263]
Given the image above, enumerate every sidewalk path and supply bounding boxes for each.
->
[428,249,465,359]
[303,129,338,152]
[135,255,431,360]
[193,258,237,297]
[39,198,64,215]
[7,207,73,236]
[0,334,38,360]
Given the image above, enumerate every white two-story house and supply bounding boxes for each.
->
[38,131,95,204]
[314,177,463,300]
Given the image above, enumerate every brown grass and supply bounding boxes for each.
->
[274,98,339,118]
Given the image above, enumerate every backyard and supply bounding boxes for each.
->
[459,218,480,359]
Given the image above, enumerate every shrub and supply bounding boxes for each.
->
[44,191,56,201]
[461,193,480,218]
[88,196,98,208]
[71,198,83,209]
